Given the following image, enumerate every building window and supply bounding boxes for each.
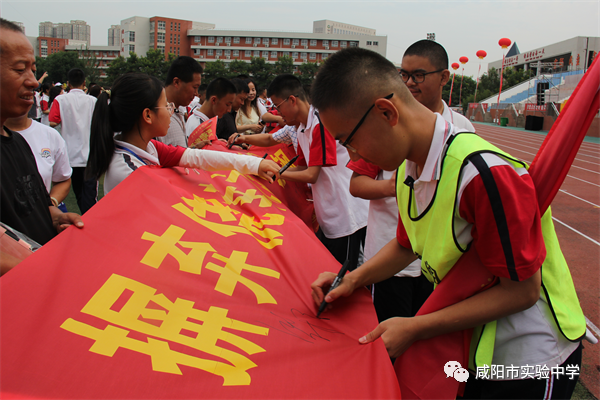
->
[341,41,347,48]
[234,37,240,44]
[233,50,239,57]
[216,49,223,56]
[208,49,213,56]
[301,52,307,59]
[177,23,180,32]
[366,41,372,45]
[170,34,173,44]
[310,39,317,46]
[332,41,338,47]
[271,51,277,58]
[170,22,173,30]
[177,36,180,45]
[310,52,316,60]
[292,52,298,59]
[159,47,165,54]
[262,51,269,58]
[245,37,252,44]
[41,48,47,56]
[373,41,378,46]
[129,31,135,42]
[158,21,166,30]
[217,37,223,43]
[208,36,215,43]
[350,42,357,47]
[245,50,251,57]
[283,51,290,57]
[323,53,329,60]
[272,38,278,45]
[41,39,47,46]
[254,37,261,44]
[225,49,231,56]
[193,48,200,55]
[194,36,201,43]
[129,45,135,53]
[284,38,290,45]
[292,39,299,45]
[254,50,260,57]
[157,33,165,43]
[263,38,269,45]
[323,40,329,47]
[225,37,231,43]
[301,39,308,46]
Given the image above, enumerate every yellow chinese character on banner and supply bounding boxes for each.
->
[140,225,280,303]
[172,195,284,249]
[61,274,268,386]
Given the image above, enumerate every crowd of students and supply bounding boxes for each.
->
[0,17,590,399]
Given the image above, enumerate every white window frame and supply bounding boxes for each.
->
[310,39,317,46]
[245,37,252,44]
[301,39,308,46]
[216,37,223,43]
[208,36,215,43]
[331,40,338,47]
[284,38,290,45]
[233,37,240,44]
[272,38,278,45]
[207,49,213,56]
[245,50,251,57]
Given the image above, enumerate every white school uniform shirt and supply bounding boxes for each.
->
[40,94,50,126]
[185,109,210,142]
[17,120,72,193]
[53,89,97,167]
[297,106,368,239]
[441,100,476,132]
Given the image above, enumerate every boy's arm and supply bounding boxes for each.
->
[281,165,321,184]
[349,172,396,199]
[230,133,279,148]
[359,270,540,358]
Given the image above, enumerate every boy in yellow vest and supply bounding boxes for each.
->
[310,47,586,398]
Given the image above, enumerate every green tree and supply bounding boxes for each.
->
[273,56,294,75]
[248,57,273,88]
[140,49,175,82]
[202,60,228,83]
[294,62,320,86]
[78,47,101,85]
[443,74,477,110]
[227,59,249,79]
[40,51,86,85]
[105,52,144,85]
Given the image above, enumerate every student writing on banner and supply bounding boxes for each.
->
[85,73,281,196]
[310,47,586,400]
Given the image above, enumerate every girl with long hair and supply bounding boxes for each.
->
[235,78,283,135]
[86,73,279,195]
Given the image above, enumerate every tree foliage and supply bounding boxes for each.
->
[105,51,176,85]
[35,52,85,85]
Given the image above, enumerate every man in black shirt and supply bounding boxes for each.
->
[216,78,249,141]
[0,18,83,275]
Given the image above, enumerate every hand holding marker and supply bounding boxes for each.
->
[272,155,299,183]
[316,259,351,317]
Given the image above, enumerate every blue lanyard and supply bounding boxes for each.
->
[115,145,150,165]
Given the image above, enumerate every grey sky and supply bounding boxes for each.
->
[2,0,598,77]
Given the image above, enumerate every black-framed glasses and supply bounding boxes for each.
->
[274,94,299,111]
[400,69,444,84]
[340,93,394,152]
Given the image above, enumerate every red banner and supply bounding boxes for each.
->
[0,146,399,399]
[188,116,218,148]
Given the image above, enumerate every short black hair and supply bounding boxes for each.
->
[67,68,86,88]
[165,56,203,86]
[230,78,249,94]
[0,18,24,55]
[206,77,237,99]
[403,39,449,70]
[267,74,307,101]
[312,47,406,113]
[198,83,208,94]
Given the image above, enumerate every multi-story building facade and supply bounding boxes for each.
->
[313,20,376,36]
[108,25,121,47]
[64,43,120,80]
[37,37,70,58]
[38,20,91,45]
[187,29,386,67]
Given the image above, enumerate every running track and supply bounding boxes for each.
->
[473,122,600,397]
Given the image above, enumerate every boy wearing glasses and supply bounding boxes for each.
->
[310,48,585,399]
[267,74,368,271]
[347,40,474,323]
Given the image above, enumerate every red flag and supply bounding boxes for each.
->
[188,116,218,148]
[1,157,399,398]
[395,57,600,399]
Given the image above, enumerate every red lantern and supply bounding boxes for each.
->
[498,38,511,49]
[476,50,487,60]
[451,63,460,70]
[459,56,469,64]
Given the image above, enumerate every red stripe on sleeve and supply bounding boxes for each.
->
[151,140,186,168]
[347,158,380,179]
[308,124,337,167]
[48,101,61,124]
